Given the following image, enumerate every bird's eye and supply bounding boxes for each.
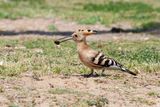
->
[74,34,78,37]
[88,29,91,32]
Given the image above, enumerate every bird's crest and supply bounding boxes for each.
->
[77,29,97,36]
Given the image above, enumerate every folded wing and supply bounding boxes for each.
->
[90,52,137,76]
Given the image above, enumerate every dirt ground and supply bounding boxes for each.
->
[0,71,160,107]
[0,18,160,107]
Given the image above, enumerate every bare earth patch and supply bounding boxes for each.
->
[0,72,160,107]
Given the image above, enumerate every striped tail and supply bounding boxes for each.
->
[104,58,137,76]
[120,66,137,76]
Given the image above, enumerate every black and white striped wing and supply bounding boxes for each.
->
[91,52,119,68]
[91,52,137,75]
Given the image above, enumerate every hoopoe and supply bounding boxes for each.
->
[55,29,137,77]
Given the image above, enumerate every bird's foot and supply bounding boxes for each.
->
[101,73,107,77]
[94,72,100,77]
[83,72,99,78]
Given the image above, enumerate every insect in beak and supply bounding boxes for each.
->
[54,36,72,45]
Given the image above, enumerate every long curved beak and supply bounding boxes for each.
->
[54,36,72,45]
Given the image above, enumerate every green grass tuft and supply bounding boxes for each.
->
[9,104,19,107]
[0,0,53,19]
[78,16,102,24]
[147,91,159,97]
[139,21,160,31]
[48,24,58,31]
[86,97,108,107]
[83,1,160,25]
[83,2,154,13]
[48,87,91,96]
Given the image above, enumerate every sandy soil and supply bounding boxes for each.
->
[0,71,160,107]
[0,18,160,107]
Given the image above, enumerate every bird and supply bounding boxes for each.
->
[55,29,137,77]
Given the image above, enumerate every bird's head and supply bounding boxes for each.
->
[77,29,97,36]
[72,29,97,42]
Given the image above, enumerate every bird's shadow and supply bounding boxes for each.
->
[72,74,111,78]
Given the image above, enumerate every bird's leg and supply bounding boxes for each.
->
[101,69,106,76]
[94,70,99,76]
[84,69,94,77]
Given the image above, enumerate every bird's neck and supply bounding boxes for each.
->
[77,39,90,52]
